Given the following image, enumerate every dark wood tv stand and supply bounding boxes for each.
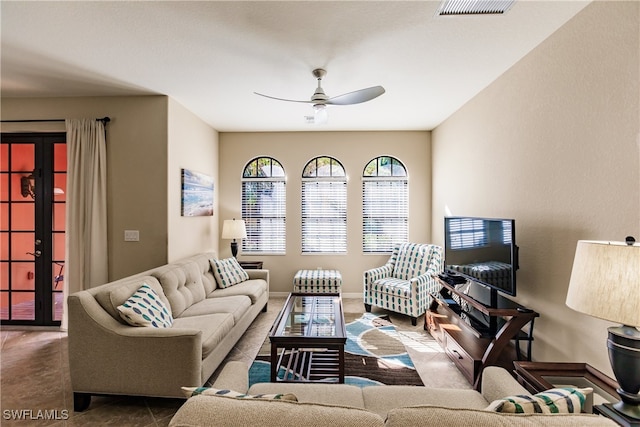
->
[425,278,539,390]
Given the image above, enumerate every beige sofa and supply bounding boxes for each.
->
[169,361,617,426]
[67,252,268,411]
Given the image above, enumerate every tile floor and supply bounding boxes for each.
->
[0,297,470,426]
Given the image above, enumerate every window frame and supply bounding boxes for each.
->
[301,156,347,254]
[240,156,286,255]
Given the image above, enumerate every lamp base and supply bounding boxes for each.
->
[230,241,238,258]
[596,403,640,427]
[614,400,640,420]
[607,325,640,422]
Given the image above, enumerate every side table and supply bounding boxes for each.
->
[513,361,636,426]
[239,260,263,269]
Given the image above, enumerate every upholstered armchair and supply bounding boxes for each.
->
[363,243,444,326]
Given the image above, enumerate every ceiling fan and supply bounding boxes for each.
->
[254,69,385,124]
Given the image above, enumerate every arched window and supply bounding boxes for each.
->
[301,156,347,254]
[241,157,286,254]
[362,156,408,253]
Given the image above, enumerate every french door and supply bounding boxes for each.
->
[1,133,66,326]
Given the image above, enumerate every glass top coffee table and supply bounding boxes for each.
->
[269,292,346,383]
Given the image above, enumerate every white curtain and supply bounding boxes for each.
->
[61,119,108,330]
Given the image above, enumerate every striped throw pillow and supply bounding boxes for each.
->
[181,387,297,401]
[485,387,592,414]
[211,257,249,288]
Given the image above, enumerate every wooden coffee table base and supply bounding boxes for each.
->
[271,347,344,383]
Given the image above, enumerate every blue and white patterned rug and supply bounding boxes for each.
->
[249,313,423,387]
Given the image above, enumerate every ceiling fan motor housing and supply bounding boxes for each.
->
[311,69,329,103]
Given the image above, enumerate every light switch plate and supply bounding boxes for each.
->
[124,230,139,242]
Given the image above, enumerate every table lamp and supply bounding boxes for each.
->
[566,237,640,423]
[221,219,247,258]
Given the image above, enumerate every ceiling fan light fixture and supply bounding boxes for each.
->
[255,68,384,124]
[313,104,328,125]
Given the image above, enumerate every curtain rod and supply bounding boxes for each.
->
[1,117,111,125]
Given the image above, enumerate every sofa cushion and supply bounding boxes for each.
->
[94,275,168,323]
[248,383,366,409]
[172,313,234,358]
[370,278,411,298]
[116,284,174,328]
[181,386,297,401]
[152,261,207,317]
[172,253,218,294]
[362,385,489,419]
[209,279,267,304]
[168,395,385,427]
[384,405,617,427]
[486,388,592,414]
[392,243,433,280]
[180,295,251,323]
[211,257,249,288]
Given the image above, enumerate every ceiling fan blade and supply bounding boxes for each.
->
[254,92,313,104]
[326,86,385,105]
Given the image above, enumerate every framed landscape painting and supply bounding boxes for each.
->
[181,168,214,216]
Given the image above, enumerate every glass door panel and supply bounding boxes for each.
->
[11,262,35,290]
[1,134,65,325]
[53,203,65,231]
[12,144,34,169]
[52,141,66,322]
[0,173,8,200]
[11,233,34,260]
[11,204,34,230]
[0,262,7,290]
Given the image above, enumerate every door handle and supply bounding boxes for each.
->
[26,250,42,257]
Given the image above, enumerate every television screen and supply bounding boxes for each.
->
[444,217,518,297]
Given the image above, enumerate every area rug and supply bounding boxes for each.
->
[249,313,423,387]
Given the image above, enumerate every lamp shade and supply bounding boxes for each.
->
[221,219,247,240]
[566,240,640,327]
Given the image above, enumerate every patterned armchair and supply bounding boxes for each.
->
[363,243,444,326]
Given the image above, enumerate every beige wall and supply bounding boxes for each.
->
[219,131,432,294]
[167,98,219,261]
[1,96,219,282]
[431,1,640,376]
[1,96,169,280]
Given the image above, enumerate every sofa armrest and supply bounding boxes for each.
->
[68,293,204,397]
[364,265,392,286]
[247,269,269,283]
[410,272,436,288]
[480,366,530,403]
[410,271,441,298]
[212,361,250,393]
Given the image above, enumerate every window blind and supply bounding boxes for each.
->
[241,180,286,254]
[362,179,408,253]
[448,217,487,249]
[301,180,347,253]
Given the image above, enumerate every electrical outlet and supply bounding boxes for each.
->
[124,230,139,242]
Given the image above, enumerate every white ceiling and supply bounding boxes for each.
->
[1,1,591,132]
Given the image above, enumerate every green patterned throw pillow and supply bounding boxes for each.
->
[117,284,173,328]
[181,387,297,402]
[211,257,249,288]
[485,387,592,414]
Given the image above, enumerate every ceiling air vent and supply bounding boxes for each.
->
[437,0,516,16]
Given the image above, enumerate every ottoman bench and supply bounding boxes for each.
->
[293,269,342,293]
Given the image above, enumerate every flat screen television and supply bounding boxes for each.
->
[444,217,519,299]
